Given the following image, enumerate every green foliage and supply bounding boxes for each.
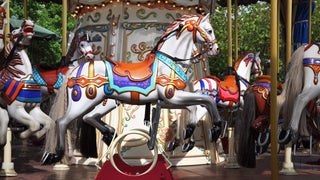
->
[9,0,77,66]
[209,2,272,78]
[312,0,320,41]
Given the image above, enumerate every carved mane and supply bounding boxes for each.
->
[0,43,25,80]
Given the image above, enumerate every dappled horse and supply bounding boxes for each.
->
[0,19,53,147]
[41,14,222,165]
[276,43,320,173]
[235,75,283,168]
[166,51,263,152]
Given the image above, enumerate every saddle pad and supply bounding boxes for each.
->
[105,60,158,95]
[2,79,24,104]
[33,66,69,88]
[218,85,239,103]
[218,75,239,102]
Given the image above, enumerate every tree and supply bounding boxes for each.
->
[9,0,76,67]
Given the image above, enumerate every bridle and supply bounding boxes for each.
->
[152,15,218,62]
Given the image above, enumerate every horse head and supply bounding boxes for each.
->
[78,33,95,61]
[156,14,219,63]
[9,19,34,48]
[65,32,95,67]
[251,52,263,78]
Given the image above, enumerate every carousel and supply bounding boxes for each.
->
[0,0,320,180]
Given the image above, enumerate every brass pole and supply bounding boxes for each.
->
[234,0,238,61]
[227,0,232,67]
[286,0,292,67]
[23,0,27,19]
[308,0,312,43]
[62,0,67,56]
[270,0,279,179]
[4,0,9,47]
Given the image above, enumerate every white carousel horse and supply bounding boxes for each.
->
[277,42,320,174]
[41,14,221,165]
[0,2,9,147]
[166,51,263,152]
[0,19,54,146]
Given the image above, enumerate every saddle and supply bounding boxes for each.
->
[217,75,239,103]
[219,75,238,94]
[105,53,155,81]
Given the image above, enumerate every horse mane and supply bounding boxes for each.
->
[65,34,79,64]
[234,51,254,71]
[161,14,201,38]
[281,45,305,128]
[0,43,25,80]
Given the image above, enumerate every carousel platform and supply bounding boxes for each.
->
[1,143,320,180]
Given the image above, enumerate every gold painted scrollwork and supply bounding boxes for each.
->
[131,42,153,61]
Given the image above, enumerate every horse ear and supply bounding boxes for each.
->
[1,2,7,9]
[256,51,260,57]
[202,13,210,23]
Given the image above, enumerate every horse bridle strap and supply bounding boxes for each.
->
[156,52,187,82]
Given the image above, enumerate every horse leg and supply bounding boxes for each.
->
[0,107,9,147]
[82,100,117,146]
[180,105,197,152]
[289,88,320,143]
[162,90,222,142]
[29,105,54,139]
[166,115,181,152]
[148,100,161,150]
[7,102,40,139]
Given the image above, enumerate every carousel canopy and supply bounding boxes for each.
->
[10,17,60,40]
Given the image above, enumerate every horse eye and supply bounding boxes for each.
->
[208,30,213,34]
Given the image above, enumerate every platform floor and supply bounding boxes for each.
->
[1,144,320,180]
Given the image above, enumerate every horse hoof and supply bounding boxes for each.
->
[208,126,221,143]
[102,132,117,146]
[167,140,179,152]
[278,129,291,145]
[257,130,270,146]
[182,140,195,152]
[41,151,63,165]
[183,124,196,140]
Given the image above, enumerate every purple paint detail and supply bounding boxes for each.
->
[72,85,81,101]
[112,71,152,89]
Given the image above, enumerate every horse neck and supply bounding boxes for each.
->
[159,33,195,60]
[14,49,33,78]
[235,61,253,91]
[0,20,6,52]
[69,50,85,67]
[236,60,252,81]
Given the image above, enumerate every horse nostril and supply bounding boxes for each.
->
[216,48,220,53]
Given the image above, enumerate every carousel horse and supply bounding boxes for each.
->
[278,43,320,145]
[0,2,10,147]
[235,75,283,168]
[0,19,54,147]
[275,43,320,174]
[41,14,222,165]
[166,51,263,152]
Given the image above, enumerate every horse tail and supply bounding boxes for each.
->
[79,120,97,158]
[282,45,305,128]
[236,89,256,168]
[44,73,69,156]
